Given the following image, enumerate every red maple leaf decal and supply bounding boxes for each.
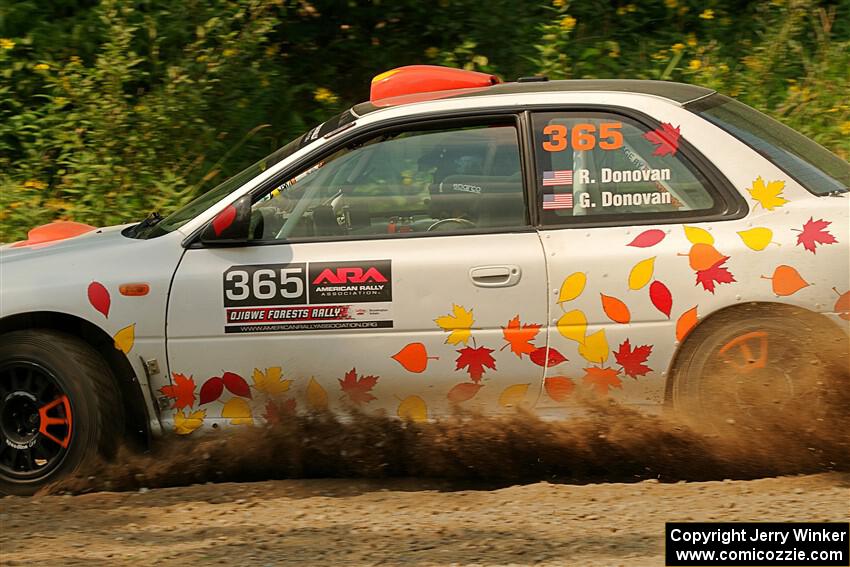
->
[614,340,653,379]
[695,256,736,293]
[581,367,622,396]
[643,123,681,157]
[529,346,568,368]
[795,217,838,254]
[455,346,496,383]
[264,398,297,425]
[159,373,196,410]
[338,368,379,405]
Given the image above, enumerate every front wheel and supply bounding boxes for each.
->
[0,330,122,495]
[670,308,847,428]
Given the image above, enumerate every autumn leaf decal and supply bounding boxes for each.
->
[627,229,665,248]
[582,367,623,396]
[434,304,475,345]
[643,123,680,157]
[747,177,788,210]
[614,340,653,379]
[684,243,735,293]
[264,399,296,425]
[455,346,496,383]
[160,373,196,410]
[392,342,437,373]
[338,368,379,405]
[87,281,110,318]
[529,346,568,368]
[544,376,575,402]
[174,408,205,435]
[501,315,541,357]
[795,217,837,254]
[252,367,292,396]
[763,265,810,296]
[695,257,736,293]
[447,382,483,403]
[833,288,850,321]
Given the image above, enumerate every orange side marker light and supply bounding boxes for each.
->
[119,283,150,296]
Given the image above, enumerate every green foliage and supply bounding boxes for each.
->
[1,0,848,241]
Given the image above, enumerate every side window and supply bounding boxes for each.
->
[250,121,527,241]
[532,112,718,223]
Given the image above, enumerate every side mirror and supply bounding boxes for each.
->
[199,195,252,245]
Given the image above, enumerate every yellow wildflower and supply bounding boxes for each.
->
[9,202,23,209]
[671,43,685,53]
[559,15,577,31]
[626,4,637,12]
[222,48,237,57]
[314,87,339,104]
[616,5,627,15]
[552,0,566,7]
[699,9,714,19]
[34,63,50,71]
[0,38,15,50]
[686,34,698,47]
[664,0,677,9]
[688,59,702,71]
[424,46,440,59]
[839,121,850,136]
[22,180,46,190]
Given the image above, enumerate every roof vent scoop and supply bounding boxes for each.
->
[370,65,501,102]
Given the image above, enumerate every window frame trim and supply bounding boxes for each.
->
[524,105,748,230]
[186,110,534,248]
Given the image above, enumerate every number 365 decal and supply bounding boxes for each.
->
[542,122,623,152]
[224,263,308,307]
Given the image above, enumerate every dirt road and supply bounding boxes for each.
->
[2,473,848,566]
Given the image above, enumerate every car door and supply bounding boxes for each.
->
[527,107,746,410]
[165,115,549,427]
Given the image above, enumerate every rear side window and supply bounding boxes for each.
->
[531,112,720,224]
[689,94,850,195]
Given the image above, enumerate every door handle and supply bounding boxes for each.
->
[469,265,522,288]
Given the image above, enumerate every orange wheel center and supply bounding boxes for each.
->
[717,331,769,373]
[37,395,73,448]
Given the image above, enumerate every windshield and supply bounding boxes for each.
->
[688,94,849,195]
[131,110,357,239]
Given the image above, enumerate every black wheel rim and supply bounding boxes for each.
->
[0,361,73,481]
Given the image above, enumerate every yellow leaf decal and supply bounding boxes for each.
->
[306,377,328,411]
[434,304,474,345]
[174,408,205,435]
[558,272,587,303]
[737,227,774,251]
[252,367,292,396]
[683,225,714,245]
[113,323,135,354]
[557,309,587,343]
[628,257,655,290]
[747,176,788,210]
[498,383,530,408]
[578,330,609,363]
[221,398,253,425]
[397,395,427,422]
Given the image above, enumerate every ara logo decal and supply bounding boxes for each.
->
[309,260,392,304]
[312,266,389,285]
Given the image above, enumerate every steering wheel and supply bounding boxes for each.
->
[427,218,477,232]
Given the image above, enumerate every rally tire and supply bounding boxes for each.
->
[670,307,846,428]
[0,330,122,495]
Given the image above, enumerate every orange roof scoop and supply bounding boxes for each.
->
[370,65,501,102]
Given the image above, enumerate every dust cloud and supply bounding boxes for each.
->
[47,365,849,495]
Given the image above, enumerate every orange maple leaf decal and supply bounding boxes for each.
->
[643,123,680,156]
[500,315,541,358]
[581,367,622,396]
[159,373,196,410]
[455,346,496,383]
[695,256,736,293]
[613,340,653,379]
[338,368,378,405]
[264,398,297,425]
[795,217,838,254]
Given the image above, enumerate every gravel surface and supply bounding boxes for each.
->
[2,473,848,566]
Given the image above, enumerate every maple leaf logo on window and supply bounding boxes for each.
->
[455,346,496,383]
[338,368,379,405]
[795,217,838,254]
[642,123,680,157]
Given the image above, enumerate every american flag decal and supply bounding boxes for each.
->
[543,193,574,210]
[542,170,574,186]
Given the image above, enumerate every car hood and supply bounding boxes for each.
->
[0,224,134,263]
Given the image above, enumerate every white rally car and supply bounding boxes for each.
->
[1,66,848,494]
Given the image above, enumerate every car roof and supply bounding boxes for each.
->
[351,79,716,117]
